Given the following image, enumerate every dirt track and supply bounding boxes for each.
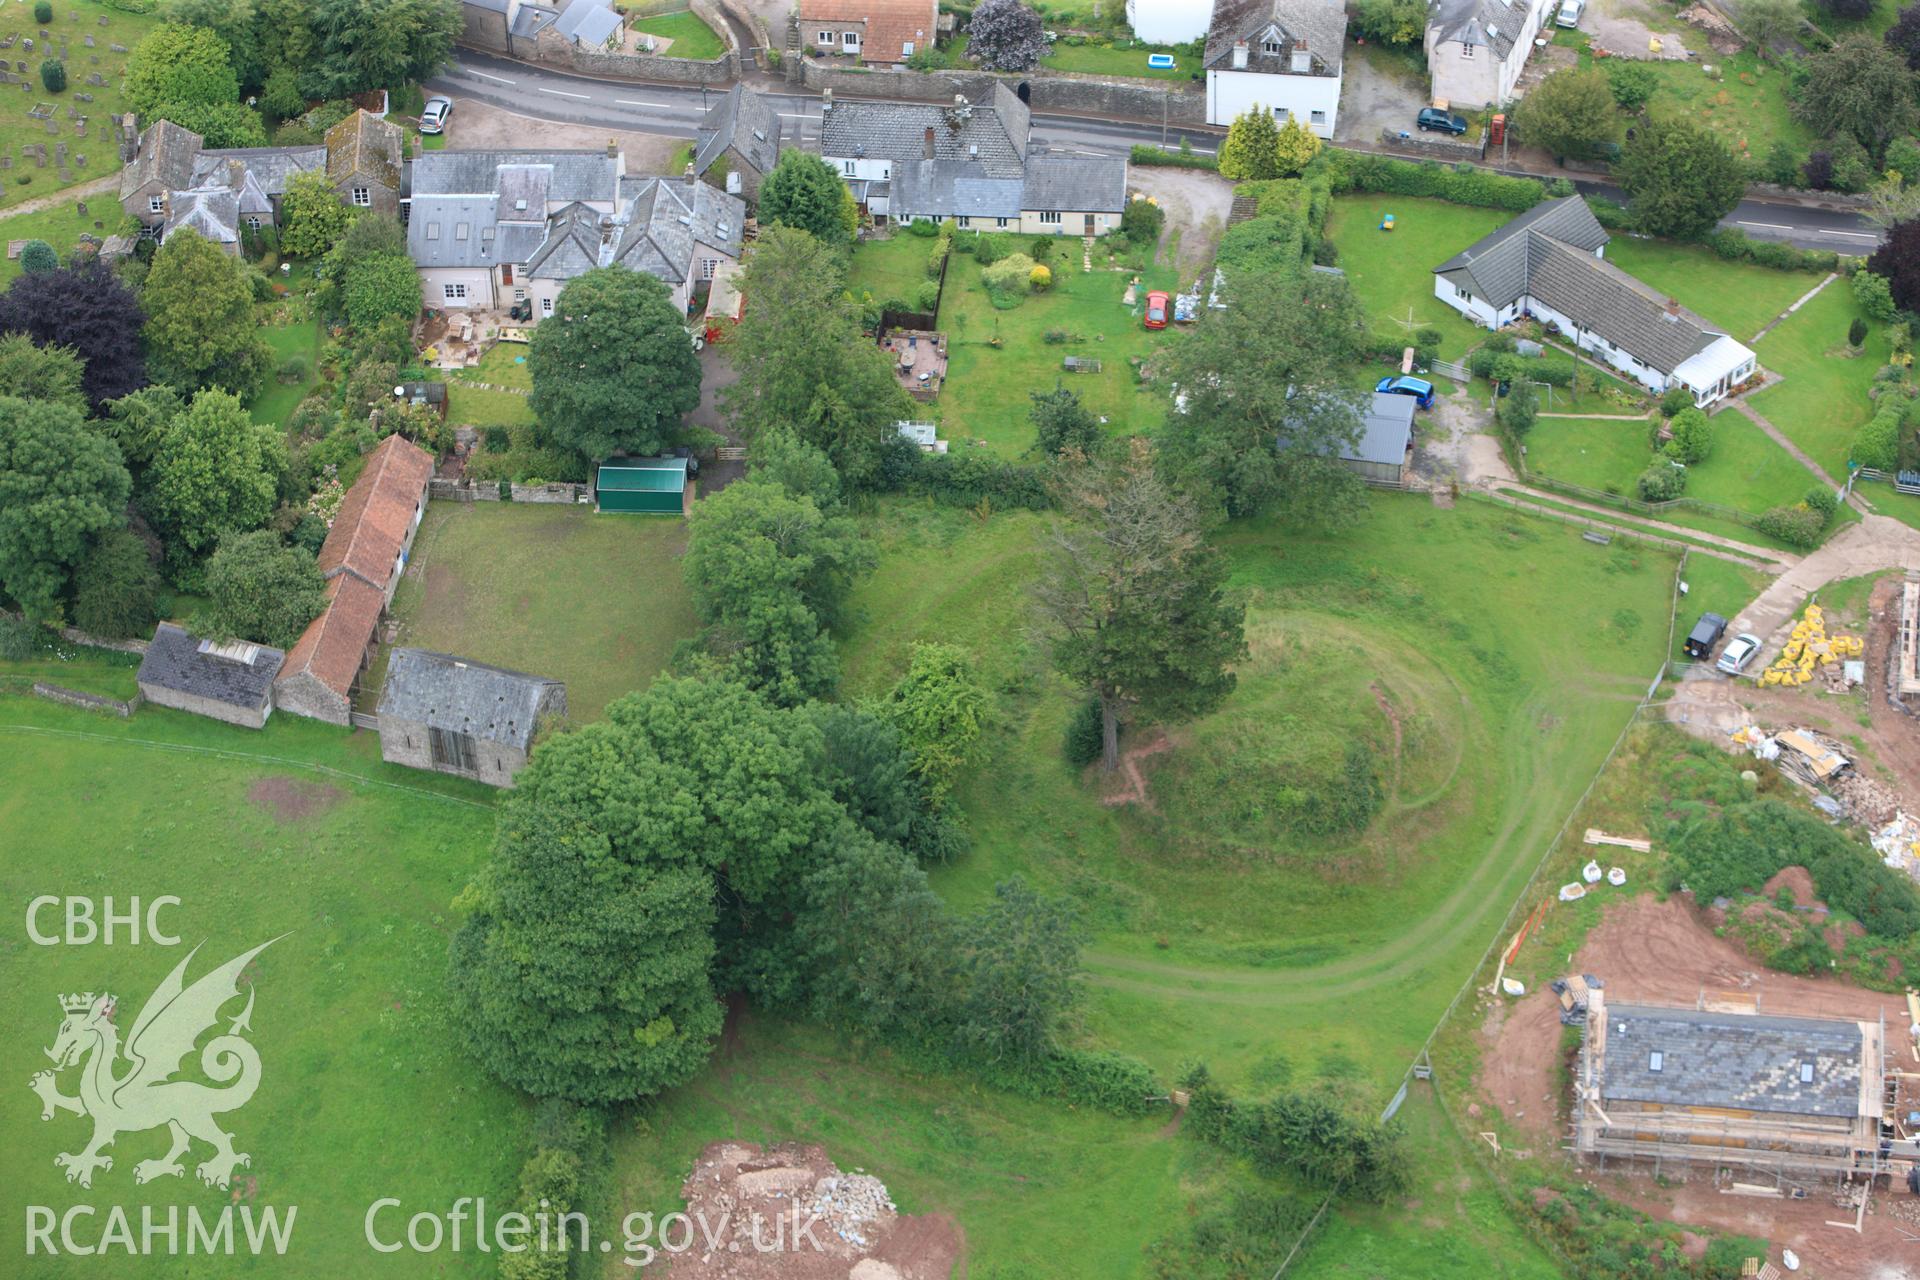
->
[1482,893,1916,1279]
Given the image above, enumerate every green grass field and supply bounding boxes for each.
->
[1749,279,1887,482]
[251,265,323,428]
[0,0,160,214]
[374,502,697,721]
[1040,40,1189,81]
[450,340,532,390]
[0,695,517,1277]
[1325,196,1510,361]
[930,235,1178,454]
[445,382,535,428]
[1602,237,1824,345]
[846,232,935,305]
[1526,411,1824,518]
[0,199,138,286]
[631,9,725,59]
[1581,47,1815,162]
[841,495,1676,1091]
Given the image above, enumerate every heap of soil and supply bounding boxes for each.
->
[662,1142,960,1280]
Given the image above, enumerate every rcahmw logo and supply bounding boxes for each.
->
[24,936,298,1258]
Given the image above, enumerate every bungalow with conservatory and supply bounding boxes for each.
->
[1432,196,1757,406]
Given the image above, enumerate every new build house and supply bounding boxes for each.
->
[818,86,1128,235]
[1432,197,1757,405]
[1203,0,1347,135]
[407,150,746,315]
[1426,0,1558,110]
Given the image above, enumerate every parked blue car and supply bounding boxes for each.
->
[1376,375,1435,409]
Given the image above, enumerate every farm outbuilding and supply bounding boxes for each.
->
[1340,393,1416,486]
[136,624,285,730]
[1573,992,1893,1181]
[595,456,690,515]
[376,648,566,787]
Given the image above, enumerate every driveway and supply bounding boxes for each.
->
[433,96,683,172]
[1127,166,1235,282]
[1336,44,1429,144]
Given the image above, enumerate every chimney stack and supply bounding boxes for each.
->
[954,93,966,107]
[1291,40,1311,73]
[606,137,617,158]
[923,126,935,159]
[684,161,697,187]
[1231,40,1249,69]
[1665,297,1680,317]
[822,87,833,108]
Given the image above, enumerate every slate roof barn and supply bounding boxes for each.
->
[376,649,567,787]
[1573,991,1889,1178]
[137,624,285,729]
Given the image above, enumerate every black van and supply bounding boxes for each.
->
[1683,612,1728,660]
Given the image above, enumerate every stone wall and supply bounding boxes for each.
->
[798,57,1207,125]
[529,20,737,84]
[429,478,502,502]
[1376,129,1488,165]
[33,682,141,717]
[509,481,592,504]
[378,716,530,788]
[137,682,268,729]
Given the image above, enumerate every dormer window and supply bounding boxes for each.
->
[1263,39,1282,54]
[351,186,371,207]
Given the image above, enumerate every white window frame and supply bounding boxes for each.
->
[148,195,164,214]
[700,257,718,280]
[351,186,372,207]
[843,158,857,176]
[996,216,1010,228]
[444,282,468,302]
[842,30,860,48]
[540,296,553,315]
[1262,39,1282,54]
[1310,110,1327,125]
[245,215,262,230]
[903,41,914,56]
[956,215,970,228]
[817,29,833,44]
[1038,210,1062,225]
[1461,42,1474,57]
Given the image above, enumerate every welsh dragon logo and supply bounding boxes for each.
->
[29,938,280,1190]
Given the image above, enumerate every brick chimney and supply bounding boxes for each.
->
[606,137,617,158]
[923,126,935,159]
[684,162,697,186]
[1665,297,1680,317]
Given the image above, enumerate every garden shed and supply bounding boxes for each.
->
[596,456,690,515]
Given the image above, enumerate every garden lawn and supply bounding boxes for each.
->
[847,233,936,306]
[631,10,725,59]
[1526,411,1824,518]
[935,235,1178,454]
[0,199,139,287]
[0,0,161,212]
[1324,195,1510,361]
[1749,278,1887,482]
[1602,237,1824,346]
[1669,553,1772,661]
[1575,47,1815,162]
[446,381,535,428]
[373,502,697,720]
[1040,40,1189,81]
[840,495,1676,1092]
[1523,414,1650,493]
[252,263,324,430]
[451,340,533,390]
[0,694,518,1277]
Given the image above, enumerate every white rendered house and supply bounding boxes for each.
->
[1202,0,1347,135]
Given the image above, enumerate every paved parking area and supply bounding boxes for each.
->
[435,97,684,171]
[1337,45,1430,144]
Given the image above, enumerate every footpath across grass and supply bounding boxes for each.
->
[1750,278,1886,483]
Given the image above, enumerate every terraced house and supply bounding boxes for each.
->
[406,148,746,315]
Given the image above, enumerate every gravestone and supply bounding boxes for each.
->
[23,38,32,51]
[3,155,14,170]
[84,72,101,86]
[97,15,107,24]
[0,34,17,50]
[74,152,83,166]
[74,199,84,215]
[74,92,88,102]
[72,121,82,135]
[56,167,68,182]
[82,35,91,47]
[55,143,65,165]
[44,120,56,135]
[64,104,74,118]
[108,43,124,53]
[32,148,43,168]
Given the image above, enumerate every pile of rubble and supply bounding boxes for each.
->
[1550,973,1604,1027]
[1830,770,1904,827]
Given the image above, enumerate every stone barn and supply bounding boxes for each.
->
[376,649,566,787]
[136,624,284,729]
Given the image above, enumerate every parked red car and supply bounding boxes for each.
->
[1144,290,1169,330]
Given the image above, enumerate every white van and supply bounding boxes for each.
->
[1556,0,1585,27]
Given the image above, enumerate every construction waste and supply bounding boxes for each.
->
[1759,603,1863,688]
[1874,813,1920,881]
[1551,973,1605,1026]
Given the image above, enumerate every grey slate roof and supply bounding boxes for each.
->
[1428,0,1532,59]
[552,0,622,45]
[410,150,619,203]
[137,624,284,711]
[695,85,782,179]
[893,160,1023,219]
[377,648,562,751]
[1351,392,1415,466]
[819,83,1029,176]
[164,188,239,245]
[192,146,326,198]
[612,177,746,282]
[1602,1003,1866,1119]
[1433,195,1608,301]
[408,194,500,268]
[121,118,203,200]
[512,1,559,37]
[1203,0,1347,76]
[1022,153,1128,213]
[523,201,605,280]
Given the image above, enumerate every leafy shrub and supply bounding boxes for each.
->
[1636,462,1686,501]
[1120,197,1165,245]
[915,279,940,311]
[71,529,160,640]
[981,252,1038,306]
[1181,1064,1408,1200]
[1854,270,1898,323]
[39,59,63,93]
[926,239,949,278]
[276,354,311,385]
[894,450,1051,509]
[1850,316,1870,348]
[1325,151,1546,211]
[1030,1047,1159,1115]
[1705,227,1841,272]
[0,614,47,661]
[1029,263,1052,291]
[1663,406,1713,464]
[1063,697,1104,766]
[1660,385,1694,417]
[907,217,940,238]
[973,234,1003,266]
[483,425,510,451]
[1804,485,1839,519]
[17,240,56,274]
[1129,143,1218,171]
[1753,502,1828,547]
[1606,60,1658,111]
[33,1,51,23]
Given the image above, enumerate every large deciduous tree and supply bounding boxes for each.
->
[151,99,269,148]
[527,268,702,462]
[142,230,273,397]
[1218,105,1282,181]
[1158,269,1370,523]
[0,333,87,414]
[878,641,988,805]
[757,150,854,245]
[1890,1,1920,68]
[302,0,461,99]
[1870,218,1920,311]
[1796,34,1919,163]
[966,0,1046,71]
[342,251,424,332]
[278,170,355,259]
[0,259,147,409]
[125,22,240,117]
[681,478,873,706]
[71,528,161,640]
[952,880,1085,1065]
[0,397,130,622]
[200,530,327,646]
[1515,67,1620,161]
[722,227,914,488]
[1037,441,1247,772]
[143,389,286,572]
[1029,383,1103,457]
[1614,116,1745,240]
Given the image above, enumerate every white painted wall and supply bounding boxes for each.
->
[1127,0,1208,44]
[1206,69,1341,135]
[1018,209,1118,236]
[421,266,496,310]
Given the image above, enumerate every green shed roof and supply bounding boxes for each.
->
[598,457,688,493]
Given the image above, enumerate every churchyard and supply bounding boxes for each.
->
[0,0,155,210]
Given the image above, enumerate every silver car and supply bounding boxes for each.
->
[1716,632,1763,675]
[420,96,452,135]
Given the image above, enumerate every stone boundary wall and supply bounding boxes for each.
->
[797,57,1207,125]
[524,0,738,82]
[428,478,589,503]
[429,478,502,501]
[0,608,149,653]
[510,481,592,504]
[1376,129,1487,165]
[32,682,141,717]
